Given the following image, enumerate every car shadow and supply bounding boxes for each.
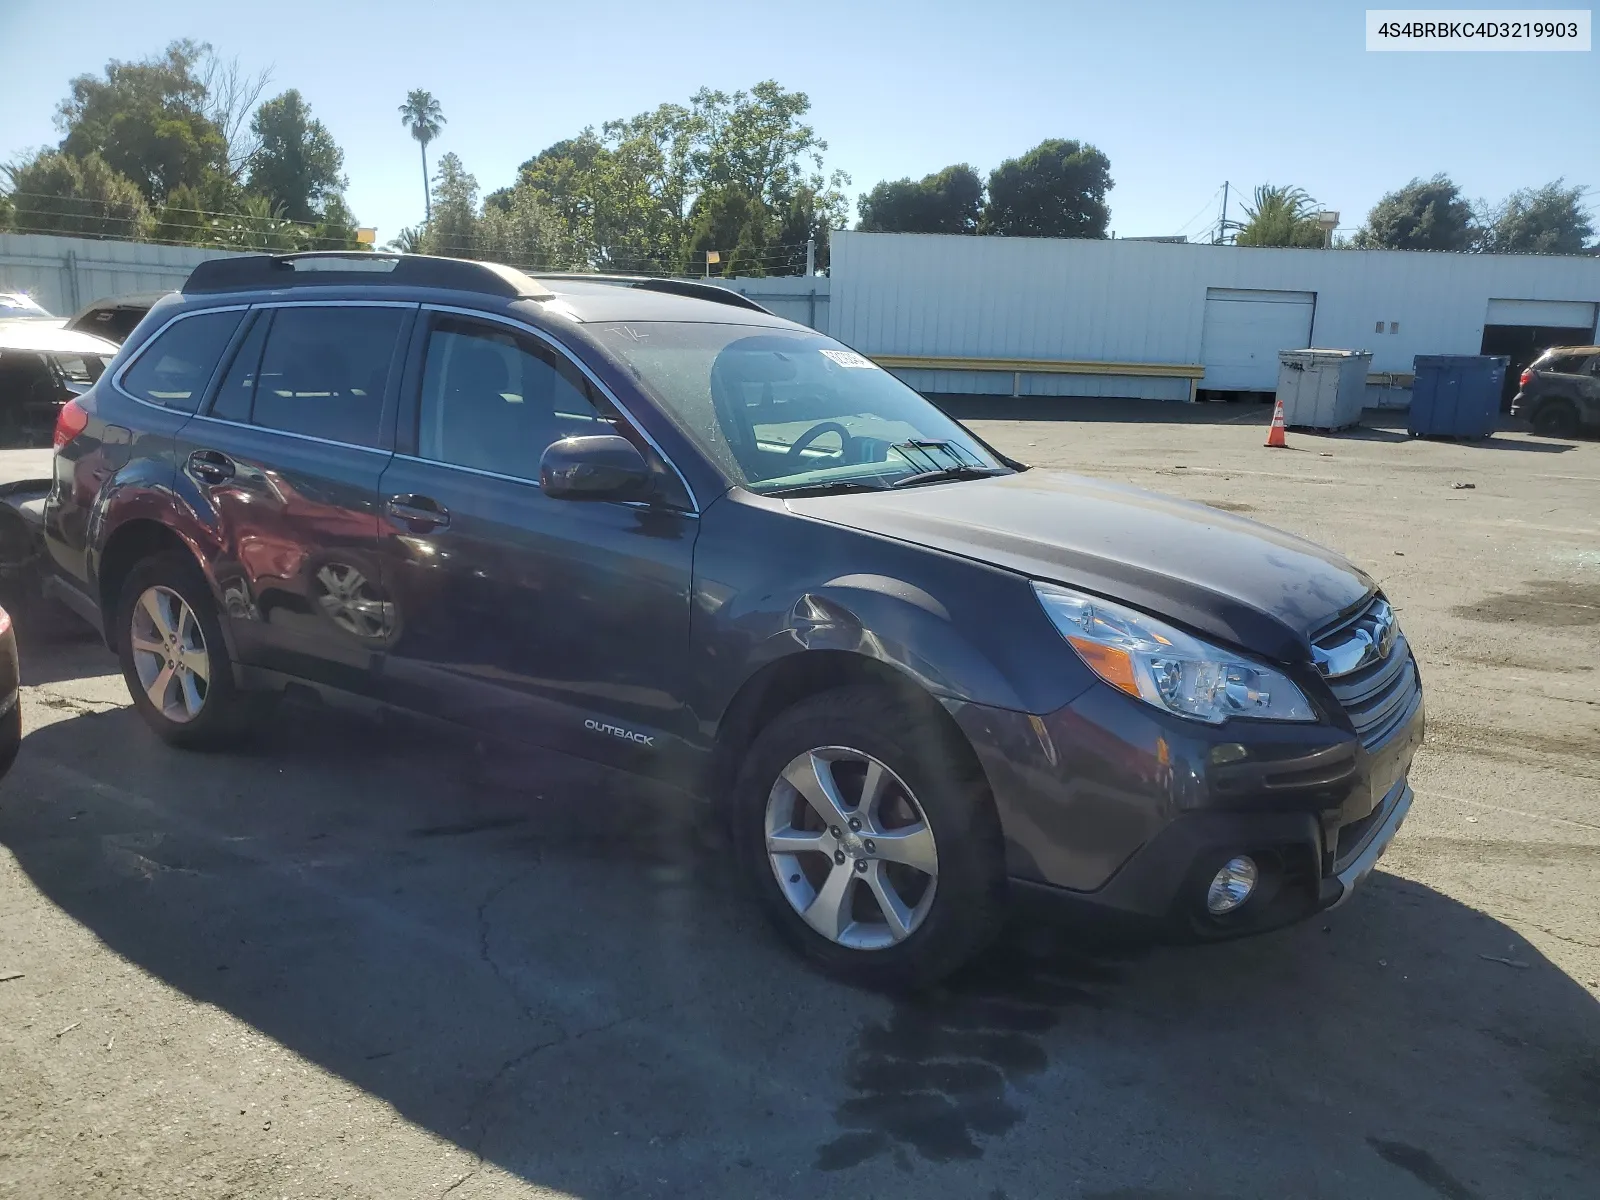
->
[2,599,116,688]
[3,703,1597,1197]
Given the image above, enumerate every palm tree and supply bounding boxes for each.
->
[1236,185,1324,248]
[398,89,446,223]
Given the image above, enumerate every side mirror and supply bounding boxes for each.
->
[540,434,652,502]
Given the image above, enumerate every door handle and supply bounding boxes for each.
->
[188,449,235,484]
[386,494,450,531]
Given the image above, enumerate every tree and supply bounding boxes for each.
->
[419,152,478,257]
[858,164,983,234]
[152,183,207,245]
[210,193,297,251]
[981,139,1112,239]
[247,89,347,223]
[398,89,445,222]
[387,225,426,253]
[1479,180,1594,255]
[1235,184,1326,247]
[308,193,363,251]
[196,49,273,180]
[775,178,850,272]
[477,187,569,268]
[56,40,227,204]
[1352,174,1475,251]
[4,150,152,239]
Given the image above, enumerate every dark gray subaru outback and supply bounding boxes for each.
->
[41,253,1423,988]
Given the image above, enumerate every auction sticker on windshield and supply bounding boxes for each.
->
[820,349,880,369]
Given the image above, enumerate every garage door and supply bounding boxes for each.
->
[1201,289,1316,391]
[1484,298,1598,331]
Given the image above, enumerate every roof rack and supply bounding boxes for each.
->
[183,252,555,300]
[528,273,773,314]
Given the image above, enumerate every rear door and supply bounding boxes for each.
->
[374,310,699,766]
[176,301,415,696]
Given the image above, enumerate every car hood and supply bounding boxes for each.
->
[785,470,1375,664]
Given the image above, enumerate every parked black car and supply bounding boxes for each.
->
[39,253,1423,988]
[65,292,170,345]
[1512,344,1600,437]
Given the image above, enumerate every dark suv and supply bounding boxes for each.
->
[41,253,1424,988]
[1512,345,1600,437]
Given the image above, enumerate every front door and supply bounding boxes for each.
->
[176,302,414,695]
[375,311,698,771]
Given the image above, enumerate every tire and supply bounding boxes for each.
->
[1531,401,1579,439]
[732,684,1006,990]
[116,552,248,748]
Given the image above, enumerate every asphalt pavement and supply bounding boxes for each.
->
[1,404,1596,1199]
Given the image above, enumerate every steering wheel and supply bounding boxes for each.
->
[785,421,853,462]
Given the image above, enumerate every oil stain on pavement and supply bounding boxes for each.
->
[815,941,1132,1169]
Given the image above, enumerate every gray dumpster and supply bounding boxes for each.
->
[1276,349,1372,431]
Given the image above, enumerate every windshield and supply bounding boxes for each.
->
[592,322,1010,493]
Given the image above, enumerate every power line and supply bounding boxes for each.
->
[1170,186,1224,238]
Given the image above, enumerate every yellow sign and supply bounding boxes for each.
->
[706,250,721,264]
[355,227,377,245]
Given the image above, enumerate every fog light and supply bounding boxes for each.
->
[1206,856,1258,914]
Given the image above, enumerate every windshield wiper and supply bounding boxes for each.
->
[765,479,890,497]
[888,465,1009,489]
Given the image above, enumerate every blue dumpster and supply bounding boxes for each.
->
[1409,355,1507,439]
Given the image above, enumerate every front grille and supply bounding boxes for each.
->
[1313,595,1421,750]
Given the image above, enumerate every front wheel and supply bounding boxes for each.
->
[733,685,1006,990]
[117,553,248,748]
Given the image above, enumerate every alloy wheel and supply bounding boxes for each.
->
[129,586,210,723]
[314,563,395,640]
[765,746,939,951]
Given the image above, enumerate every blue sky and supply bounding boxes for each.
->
[2,0,1595,245]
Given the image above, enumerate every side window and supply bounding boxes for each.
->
[210,310,270,422]
[250,306,405,447]
[416,318,612,478]
[118,309,245,412]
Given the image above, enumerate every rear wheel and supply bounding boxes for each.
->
[116,553,247,747]
[733,685,1006,990]
[1531,400,1579,439]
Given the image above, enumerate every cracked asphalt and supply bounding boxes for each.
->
[1,404,1597,1199]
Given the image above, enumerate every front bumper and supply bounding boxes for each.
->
[947,668,1424,941]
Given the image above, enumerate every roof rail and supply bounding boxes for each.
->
[528,272,773,314]
[183,252,555,300]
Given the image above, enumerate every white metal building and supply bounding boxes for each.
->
[828,231,1600,403]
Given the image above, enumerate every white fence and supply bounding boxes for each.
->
[0,233,245,317]
[0,233,834,332]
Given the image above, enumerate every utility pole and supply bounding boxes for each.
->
[1215,182,1230,244]
[805,237,816,276]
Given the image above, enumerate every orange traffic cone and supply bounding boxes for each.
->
[1265,398,1288,448]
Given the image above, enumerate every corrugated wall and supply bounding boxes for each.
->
[831,231,1600,399]
[0,233,248,317]
[706,275,829,333]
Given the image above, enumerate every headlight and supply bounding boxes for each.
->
[1033,582,1315,724]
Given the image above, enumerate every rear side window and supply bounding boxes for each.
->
[210,311,270,423]
[244,306,406,447]
[1540,354,1590,374]
[118,309,245,411]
